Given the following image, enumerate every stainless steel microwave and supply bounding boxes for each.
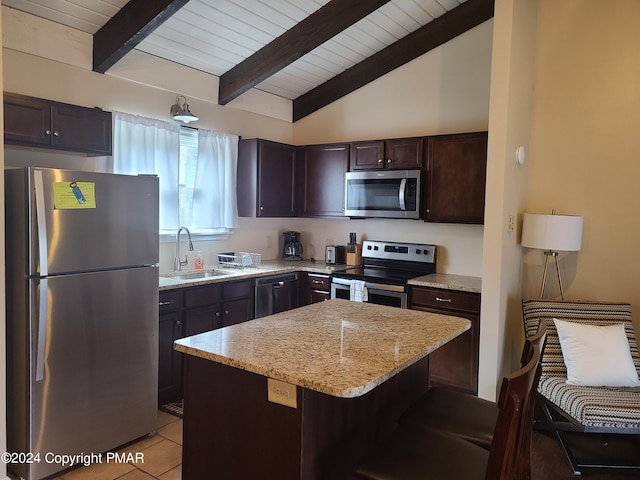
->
[344,170,421,219]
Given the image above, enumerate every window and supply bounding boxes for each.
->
[178,127,199,229]
[113,112,239,238]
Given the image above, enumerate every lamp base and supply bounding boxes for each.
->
[540,250,565,299]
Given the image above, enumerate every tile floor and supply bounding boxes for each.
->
[52,411,182,480]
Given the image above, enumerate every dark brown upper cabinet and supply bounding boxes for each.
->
[350,137,424,171]
[423,131,488,224]
[4,93,112,156]
[296,143,349,217]
[237,138,297,217]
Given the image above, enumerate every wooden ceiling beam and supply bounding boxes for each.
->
[218,0,391,106]
[93,0,190,73]
[293,0,495,122]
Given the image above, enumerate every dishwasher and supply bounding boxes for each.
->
[254,272,299,318]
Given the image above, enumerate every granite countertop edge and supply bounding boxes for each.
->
[161,261,482,294]
[408,273,482,293]
[173,300,471,398]
[159,259,348,290]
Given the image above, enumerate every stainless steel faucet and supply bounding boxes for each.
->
[174,226,194,271]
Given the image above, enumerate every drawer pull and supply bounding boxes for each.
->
[435,297,453,303]
[312,279,323,284]
[159,300,174,306]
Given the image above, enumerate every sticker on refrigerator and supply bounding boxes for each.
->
[53,181,96,209]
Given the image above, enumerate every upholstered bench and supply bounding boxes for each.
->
[522,299,640,474]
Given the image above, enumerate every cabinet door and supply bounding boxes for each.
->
[424,132,488,224]
[297,144,349,216]
[3,94,51,146]
[410,287,480,394]
[221,298,253,327]
[51,103,113,155]
[184,305,222,336]
[385,137,424,169]
[418,308,479,394]
[258,141,296,217]
[158,310,183,405]
[350,141,385,170]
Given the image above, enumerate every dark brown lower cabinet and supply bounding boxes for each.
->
[181,355,429,480]
[410,286,480,394]
[158,279,253,405]
[158,290,182,406]
[299,272,331,306]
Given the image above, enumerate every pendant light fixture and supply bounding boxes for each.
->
[170,95,199,123]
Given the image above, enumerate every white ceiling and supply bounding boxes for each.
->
[3,0,468,100]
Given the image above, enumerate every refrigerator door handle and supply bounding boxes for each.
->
[36,278,48,382]
[34,170,49,276]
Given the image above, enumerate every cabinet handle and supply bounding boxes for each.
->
[176,320,181,325]
[312,279,323,285]
[216,312,220,316]
[435,297,453,303]
[387,158,392,164]
[45,129,51,136]
[53,131,59,137]
[224,310,229,315]
[159,300,174,306]
[260,206,264,211]
[377,159,383,164]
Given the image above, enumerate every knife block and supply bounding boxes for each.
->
[346,244,362,266]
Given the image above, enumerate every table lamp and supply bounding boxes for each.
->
[521,212,583,299]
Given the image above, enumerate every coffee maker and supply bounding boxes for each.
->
[282,231,303,261]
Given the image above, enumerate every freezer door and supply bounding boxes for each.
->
[14,267,158,480]
[6,167,159,275]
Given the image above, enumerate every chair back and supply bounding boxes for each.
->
[485,344,541,480]
[522,300,638,379]
[516,322,547,480]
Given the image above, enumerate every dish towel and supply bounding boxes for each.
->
[350,280,368,302]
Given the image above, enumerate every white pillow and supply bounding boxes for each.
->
[553,318,640,387]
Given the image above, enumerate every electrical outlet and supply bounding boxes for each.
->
[266,235,273,248]
[507,214,515,232]
[267,378,297,408]
[326,239,334,246]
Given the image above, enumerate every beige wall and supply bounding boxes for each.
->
[479,0,538,398]
[526,0,640,332]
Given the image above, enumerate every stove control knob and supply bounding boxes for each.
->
[424,250,429,255]
[374,246,379,250]
[416,249,421,254]
[367,245,372,250]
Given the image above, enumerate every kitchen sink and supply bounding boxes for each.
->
[163,270,227,280]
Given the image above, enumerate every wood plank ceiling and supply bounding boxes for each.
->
[3,0,494,121]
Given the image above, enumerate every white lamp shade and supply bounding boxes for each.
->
[521,213,583,251]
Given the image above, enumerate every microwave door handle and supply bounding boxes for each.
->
[399,178,407,210]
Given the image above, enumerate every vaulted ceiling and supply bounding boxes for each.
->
[3,0,494,121]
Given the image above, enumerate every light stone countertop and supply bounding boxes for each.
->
[408,273,482,293]
[174,299,470,398]
[159,259,348,290]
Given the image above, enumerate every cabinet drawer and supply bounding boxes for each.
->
[159,290,181,313]
[307,274,330,291]
[184,284,220,308]
[223,279,253,300]
[411,287,480,314]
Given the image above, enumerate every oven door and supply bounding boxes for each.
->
[331,278,407,309]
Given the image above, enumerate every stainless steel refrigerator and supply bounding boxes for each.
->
[5,167,159,480]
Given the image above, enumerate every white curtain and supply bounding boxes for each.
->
[194,129,239,230]
[113,111,180,230]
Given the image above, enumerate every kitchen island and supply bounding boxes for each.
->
[174,299,470,480]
